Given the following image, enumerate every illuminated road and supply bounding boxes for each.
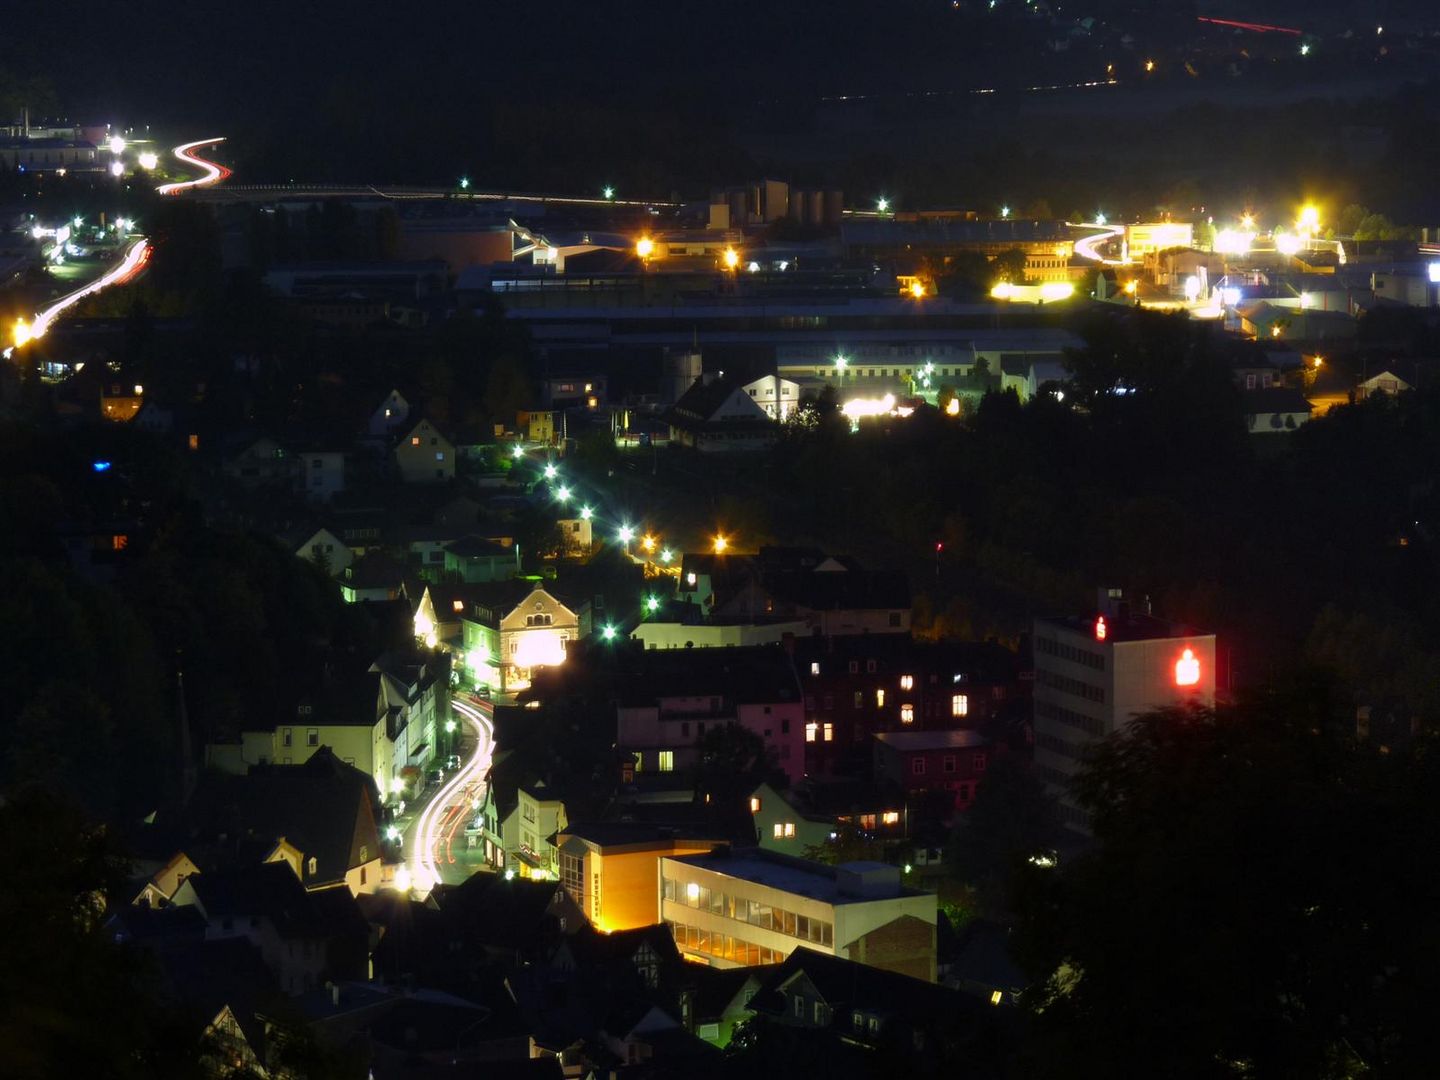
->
[9,238,152,353]
[409,696,494,892]
[156,137,232,195]
[1072,223,1126,265]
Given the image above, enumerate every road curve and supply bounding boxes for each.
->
[157,137,232,195]
[1072,223,1126,265]
[9,238,151,352]
[410,697,494,892]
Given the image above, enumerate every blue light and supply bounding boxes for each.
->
[92,461,112,473]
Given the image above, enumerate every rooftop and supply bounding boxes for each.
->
[873,730,990,752]
[1036,611,1211,644]
[666,848,923,906]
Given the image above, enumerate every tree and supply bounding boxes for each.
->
[692,723,785,812]
[946,752,1059,910]
[991,247,1029,284]
[1014,692,1440,1078]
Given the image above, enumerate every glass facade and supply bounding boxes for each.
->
[662,875,834,947]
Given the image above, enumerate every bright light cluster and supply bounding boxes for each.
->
[1214,229,1255,255]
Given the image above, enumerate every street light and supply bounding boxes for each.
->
[604,186,615,200]
[138,151,158,170]
[723,247,739,270]
[1000,205,1011,219]
[601,624,617,641]
[512,444,525,459]
[641,534,657,553]
[618,525,635,544]
[636,237,654,259]
[543,462,558,480]
[459,176,471,189]
[713,534,729,554]
[877,197,890,214]
[108,135,126,155]
[659,548,673,564]
[556,484,572,502]
[909,281,926,299]
[834,355,848,375]
[580,505,593,521]
[643,595,660,614]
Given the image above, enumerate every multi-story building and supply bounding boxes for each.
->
[456,580,591,692]
[1033,588,1217,830]
[660,849,938,981]
[872,730,991,813]
[371,649,452,796]
[615,645,806,783]
[514,780,568,880]
[555,823,721,932]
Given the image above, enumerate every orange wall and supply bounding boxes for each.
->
[592,842,715,932]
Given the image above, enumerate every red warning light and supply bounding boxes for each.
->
[1094,616,1107,641]
[1175,647,1200,688]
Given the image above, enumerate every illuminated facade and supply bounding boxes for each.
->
[1124,221,1195,257]
[660,850,938,981]
[1032,588,1216,831]
[555,823,720,932]
[456,580,590,691]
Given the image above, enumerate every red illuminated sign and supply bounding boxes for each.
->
[1175,647,1200,688]
[1094,616,1107,642]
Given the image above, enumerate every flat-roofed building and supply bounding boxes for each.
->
[556,822,722,932]
[660,849,938,981]
[1033,587,1216,831]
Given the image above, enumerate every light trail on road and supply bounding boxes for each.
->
[410,697,494,892]
[157,137,232,195]
[9,238,151,353]
[1071,223,1126,265]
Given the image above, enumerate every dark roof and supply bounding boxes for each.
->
[690,964,767,1020]
[151,937,280,1054]
[445,534,514,559]
[185,862,322,936]
[669,377,751,423]
[791,634,1017,682]
[614,644,801,707]
[344,551,409,590]
[751,945,982,1027]
[763,568,911,612]
[169,749,379,887]
[949,919,1029,998]
[1037,611,1209,644]
[434,873,565,949]
[559,820,725,850]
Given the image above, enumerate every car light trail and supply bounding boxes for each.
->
[1072,223,1126,265]
[10,239,151,354]
[156,137,232,195]
[1197,15,1302,35]
[410,697,494,891]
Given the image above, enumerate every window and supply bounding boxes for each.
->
[888,612,902,628]
[410,436,420,446]
[359,845,368,862]
[805,723,818,743]
[750,796,761,813]
[680,722,689,738]
[307,857,318,877]
[912,757,927,776]
[810,661,820,676]
[658,750,674,772]
[974,754,988,772]
[823,723,834,742]
[360,866,367,885]
[944,755,957,773]
[900,704,914,724]
[848,660,858,674]
[794,995,806,1018]
[952,693,969,717]
[876,688,885,707]
[900,674,914,691]
[282,728,293,747]
[814,1001,827,1025]
[882,810,900,826]
[307,729,319,747]
[853,691,863,709]
[773,822,785,839]
[435,451,445,461]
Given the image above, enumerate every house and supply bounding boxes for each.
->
[518,409,560,445]
[294,526,353,577]
[555,822,722,932]
[543,374,607,411]
[1356,366,1417,400]
[372,648,451,793]
[225,435,291,486]
[168,749,385,894]
[948,918,1029,1007]
[741,374,801,420]
[444,534,520,582]
[146,937,278,1077]
[430,872,582,967]
[368,388,411,438]
[1241,387,1313,434]
[555,516,593,558]
[661,848,939,980]
[746,947,997,1061]
[690,965,768,1047]
[170,862,368,994]
[456,579,591,692]
[614,645,806,783]
[478,750,523,872]
[872,730,991,813]
[514,779,569,880]
[130,850,204,908]
[748,782,833,855]
[395,418,455,483]
[666,377,780,452]
[338,552,407,603]
[295,449,345,502]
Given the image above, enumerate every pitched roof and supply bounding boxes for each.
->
[445,534,514,559]
[751,945,981,1026]
[614,644,801,707]
[1240,387,1314,414]
[763,568,911,611]
[185,862,322,937]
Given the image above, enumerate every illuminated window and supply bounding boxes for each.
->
[823,723,834,742]
[1175,647,1201,688]
[307,857,317,877]
[1095,616,1107,641]
[111,534,128,551]
[785,822,795,838]
[952,694,968,717]
[805,723,818,743]
[452,600,464,612]
[658,750,674,772]
[750,796,761,813]
[876,689,885,707]
[188,434,199,450]
[687,572,697,586]
[882,811,900,826]
[810,662,820,676]
[901,704,914,724]
[411,436,420,446]
[899,674,914,691]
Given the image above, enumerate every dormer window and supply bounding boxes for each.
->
[307,857,318,877]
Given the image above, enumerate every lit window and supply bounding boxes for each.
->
[307,857,317,877]
[823,723,834,742]
[686,572,697,587]
[810,661,820,675]
[411,436,420,446]
[773,823,785,839]
[452,600,464,612]
[876,688,885,707]
[805,723,818,743]
[952,694,968,717]
[750,796,761,813]
[900,674,914,690]
[785,822,796,838]
[990,990,1003,1006]
[900,704,914,724]
[435,451,445,461]
[882,811,899,826]
[658,750,674,772]
[686,881,700,902]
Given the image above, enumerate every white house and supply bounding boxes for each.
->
[666,377,780,452]
[395,418,455,484]
[1241,388,1313,434]
[295,527,353,577]
[369,388,411,437]
[741,374,801,420]
[296,450,346,502]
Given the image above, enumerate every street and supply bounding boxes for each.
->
[398,695,495,892]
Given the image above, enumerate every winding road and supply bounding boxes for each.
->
[408,696,495,893]
[1072,223,1126,265]
[156,137,232,196]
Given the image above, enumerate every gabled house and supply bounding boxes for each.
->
[666,377,780,452]
[478,750,523,872]
[294,526,353,577]
[456,579,591,692]
[224,435,291,486]
[444,534,520,582]
[372,648,451,791]
[1241,387,1313,434]
[515,779,568,880]
[295,448,346,502]
[749,782,832,854]
[368,388,411,438]
[395,418,455,483]
[555,822,722,932]
[339,551,407,603]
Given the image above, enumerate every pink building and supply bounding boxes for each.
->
[616,646,806,783]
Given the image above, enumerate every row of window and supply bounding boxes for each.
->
[1036,732,1087,761]
[810,691,970,715]
[1036,668,1106,703]
[1035,699,1105,737]
[912,754,986,776]
[667,920,789,967]
[281,728,320,748]
[1035,636,1106,671]
[662,877,835,945]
